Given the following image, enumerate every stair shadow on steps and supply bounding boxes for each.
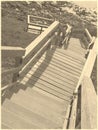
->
[2,45,57,103]
[23,45,57,89]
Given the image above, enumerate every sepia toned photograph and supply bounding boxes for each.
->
[1,0,97,129]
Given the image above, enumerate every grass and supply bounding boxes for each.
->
[1,15,38,87]
[1,16,38,48]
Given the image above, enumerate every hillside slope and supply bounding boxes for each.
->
[1,1,97,47]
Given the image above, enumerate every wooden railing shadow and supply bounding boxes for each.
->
[24,45,57,89]
[1,21,60,103]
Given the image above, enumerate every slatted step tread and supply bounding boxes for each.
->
[43,51,84,68]
[41,55,83,73]
[26,87,68,111]
[26,76,73,96]
[31,64,77,85]
[10,90,65,125]
[53,48,86,62]
[33,60,79,80]
[26,73,76,92]
[21,78,72,101]
[22,67,76,93]
[2,108,38,129]
[38,60,81,77]
[2,99,60,128]
[2,123,11,129]
[25,70,76,91]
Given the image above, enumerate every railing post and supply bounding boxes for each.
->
[12,57,22,82]
[85,28,92,42]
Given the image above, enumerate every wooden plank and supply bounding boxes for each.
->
[28,24,42,30]
[1,81,18,92]
[63,104,71,129]
[28,23,48,28]
[1,46,25,58]
[85,28,92,41]
[81,77,97,129]
[3,99,59,128]
[11,91,64,126]
[2,108,38,129]
[68,95,78,128]
[28,15,53,22]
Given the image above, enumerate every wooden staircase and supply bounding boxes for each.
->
[2,20,96,129]
[2,39,86,128]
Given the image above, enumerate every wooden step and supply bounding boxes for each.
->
[66,49,85,57]
[53,50,85,65]
[28,67,76,91]
[67,43,86,51]
[26,75,73,96]
[2,108,38,129]
[19,82,68,106]
[32,64,77,86]
[22,77,72,101]
[40,55,83,73]
[43,51,84,68]
[35,61,79,82]
[26,87,68,113]
[54,48,86,62]
[68,46,86,54]
[11,90,65,126]
[38,60,81,77]
[23,75,74,98]
[2,99,60,128]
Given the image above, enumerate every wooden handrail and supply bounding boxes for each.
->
[20,33,56,77]
[81,77,97,129]
[1,81,19,92]
[28,15,54,22]
[85,28,92,42]
[23,21,59,66]
[68,37,97,129]
[68,95,78,128]
[1,46,25,58]
[28,22,49,28]
[74,37,97,94]
[2,67,21,76]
